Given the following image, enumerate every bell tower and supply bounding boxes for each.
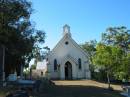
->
[63,24,71,37]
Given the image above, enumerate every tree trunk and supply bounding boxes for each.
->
[107,71,111,89]
[30,68,32,80]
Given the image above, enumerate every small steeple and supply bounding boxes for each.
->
[63,24,71,37]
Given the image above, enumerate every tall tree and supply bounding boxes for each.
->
[102,26,130,51]
[101,26,130,81]
[0,0,45,76]
[81,40,97,77]
[93,43,123,89]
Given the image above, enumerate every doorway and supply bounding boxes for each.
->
[65,61,72,80]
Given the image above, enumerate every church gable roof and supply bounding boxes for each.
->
[69,36,88,57]
[49,25,88,58]
[50,33,70,54]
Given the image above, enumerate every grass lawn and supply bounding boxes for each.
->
[0,86,17,97]
[0,90,6,97]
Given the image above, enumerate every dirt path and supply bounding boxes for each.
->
[34,80,124,97]
[53,80,122,91]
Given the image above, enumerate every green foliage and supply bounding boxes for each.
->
[0,0,45,76]
[93,43,124,88]
[114,53,130,80]
[81,40,96,64]
[102,26,130,50]
[93,26,130,81]
[82,26,130,82]
[81,40,97,78]
[93,69,107,81]
[81,40,97,52]
[93,43,123,72]
[31,64,36,69]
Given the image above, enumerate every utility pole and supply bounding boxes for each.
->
[2,45,5,82]
[20,64,23,79]
[2,45,6,87]
[0,45,5,86]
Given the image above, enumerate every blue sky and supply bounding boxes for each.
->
[30,0,130,49]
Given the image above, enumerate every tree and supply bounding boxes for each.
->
[101,26,130,81]
[81,40,97,78]
[114,53,130,81]
[31,64,36,69]
[0,0,45,76]
[93,43,124,89]
[102,26,130,51]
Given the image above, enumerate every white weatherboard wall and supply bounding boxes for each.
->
[46,25,91,80]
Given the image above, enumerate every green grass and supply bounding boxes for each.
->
[0,91,6,97]
[0,86,18,97]
[0,88,10,97]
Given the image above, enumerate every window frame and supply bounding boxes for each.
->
[78,58,82,70]
[54,59,57,71]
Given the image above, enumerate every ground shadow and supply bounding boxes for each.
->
[32,80,125,97]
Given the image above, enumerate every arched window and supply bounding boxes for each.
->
[78,58,82,69]
[54,59,57,71]
[41,72,43,76]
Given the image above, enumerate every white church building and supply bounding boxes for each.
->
[46,24,91,80]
